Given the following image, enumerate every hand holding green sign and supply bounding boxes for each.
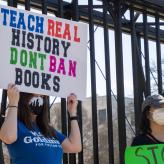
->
[125,144,164,164]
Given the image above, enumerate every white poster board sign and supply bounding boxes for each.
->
[0,5,88,100]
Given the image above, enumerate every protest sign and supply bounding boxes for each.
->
[0,5,88,100]
[125,144,164,164]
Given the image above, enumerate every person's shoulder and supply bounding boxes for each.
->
[53,129,66,144]
[17,120,25,127]
[54,129,65,138]
[17,120,30,132]
[131,134,153,146]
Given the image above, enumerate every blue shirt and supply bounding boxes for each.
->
[7,121,66,164]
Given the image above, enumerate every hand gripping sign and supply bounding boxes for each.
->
[125,144,164,164]
[0,5,88,100]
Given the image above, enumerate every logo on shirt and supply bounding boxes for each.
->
[23,131,62,148]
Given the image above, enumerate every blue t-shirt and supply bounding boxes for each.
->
[6,121,66,164]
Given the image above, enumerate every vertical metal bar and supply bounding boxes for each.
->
[77,102,83,164]
[57,1,68,163]
[137,35,142,62]
[0,90,7,124]
[61,98,68,164]
[72,0,79,20]
[130,8,142,135]
[3,1,18,164]
[114,1,126,163]
[73,0,84,161]
[41,0,50,122]
[67,116,76,164]
[88,0,99,164]
[136,33,145,131]
[143,11,151,96]
[13,0,18,7]
[42,0,47,15]
[7,0,13,6]
[66,6,76,164]
[68,152,76,164]
[69,1,84,164]
[102,2,114,164]
[136,34,146,98]
[0,141,4,164]
[155,13,163,94]
[25,0,30,11]
[7,0,17,7]
[0,90,7,164]
[58,0,64,18]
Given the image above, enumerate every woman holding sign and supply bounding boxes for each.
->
[0,83,81,164]
[131,94,164,146]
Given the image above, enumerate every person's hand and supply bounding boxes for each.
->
[67,93,78,117]
[7,83,20,106]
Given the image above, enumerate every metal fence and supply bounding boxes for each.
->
[0,0,164,164]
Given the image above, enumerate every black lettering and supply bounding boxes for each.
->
[53,76,60,92]
[44,36,51,53]
[61,41,71,57]
[12,28,20,47]
[24,70,31,87]
[27,32,34,49]
[35,34,43,51]
[32,71,39,88]
[41,73,51,90]
[15,68,22,85]
[52,38,59,56]
[22,30,26,48]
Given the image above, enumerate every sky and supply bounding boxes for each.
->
[0,0,163,104]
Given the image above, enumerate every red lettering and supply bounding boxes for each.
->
[47,20,80,42]
[63,24,71,41]
[74,26,80,42]
[55,21,62,38]
[47,19,55,36]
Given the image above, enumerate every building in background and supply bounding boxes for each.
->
[50,95,135,164]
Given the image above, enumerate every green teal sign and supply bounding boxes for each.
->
[125,144,164,164]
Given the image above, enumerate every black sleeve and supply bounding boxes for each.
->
[131,135,155,146]
[131,137,142,146]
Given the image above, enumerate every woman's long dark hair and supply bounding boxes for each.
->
[18,92,55,138]
[139,106,152,134]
